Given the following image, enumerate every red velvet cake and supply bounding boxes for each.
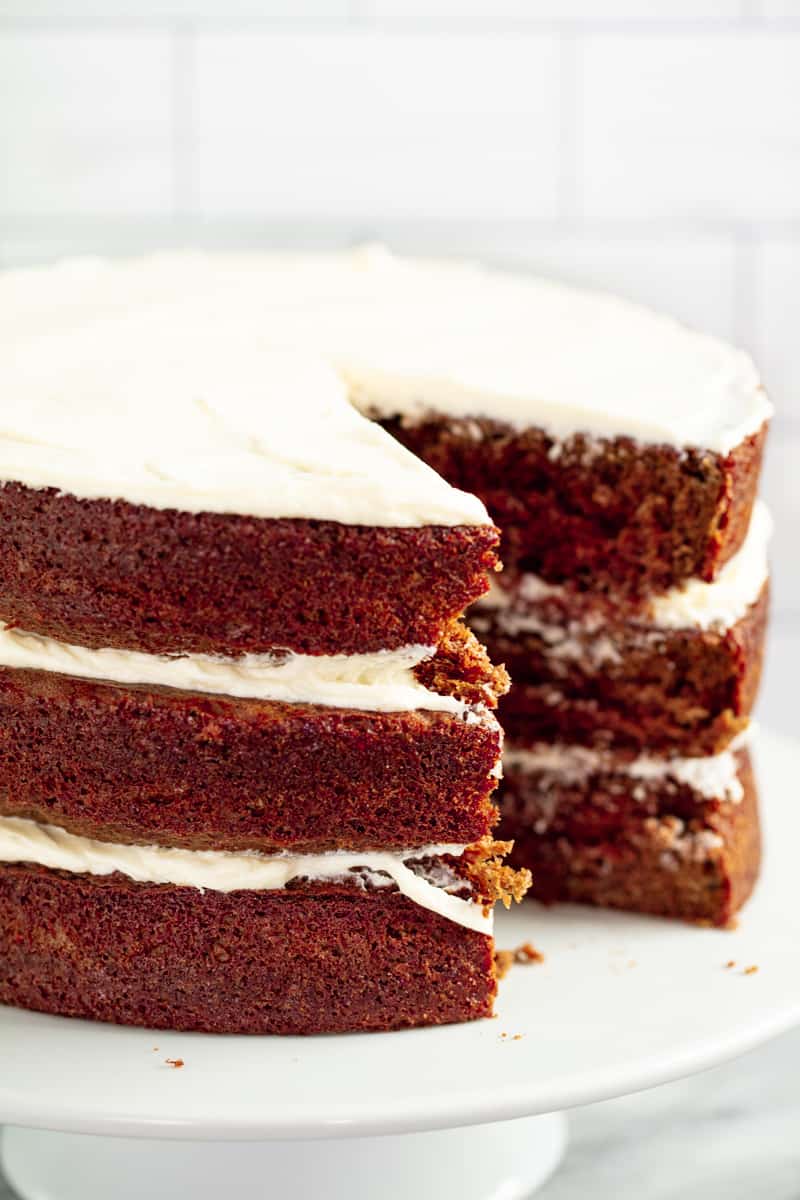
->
[472,507,770,758]
[0,262,539,1034]
[0,248,773,1037]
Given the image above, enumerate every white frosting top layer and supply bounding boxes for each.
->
[0,249,771,528]
[0,621,484,715]
[0,330,487,527]
[0,816,491,933]
[482,501,771,633]
[503,728,751,803]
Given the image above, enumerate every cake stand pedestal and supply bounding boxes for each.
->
[2,1114,568,1200]
[2,732,799,1200]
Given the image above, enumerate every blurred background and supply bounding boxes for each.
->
[0,0,796,731]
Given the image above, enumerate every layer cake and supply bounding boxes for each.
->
[0,313,528,1034]
[0,249,772,1040]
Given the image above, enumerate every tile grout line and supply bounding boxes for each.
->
[4,215,800,237]
[2,15,800,33]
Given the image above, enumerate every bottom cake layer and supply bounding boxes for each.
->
[498,743,760,926]
[0,867,497,1034]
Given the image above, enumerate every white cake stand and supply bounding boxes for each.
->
[2,730,799,1200]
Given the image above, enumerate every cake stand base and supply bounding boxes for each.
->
[2,1114,567,1200]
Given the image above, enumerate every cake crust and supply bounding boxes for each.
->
[0,868,497,1034]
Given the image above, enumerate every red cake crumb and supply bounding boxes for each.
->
[0,481,500,657]
[513,941,544,965]
[499,749,760,927]
[0,623,506,854]
[494,941,544,979]
[383,416,766,599]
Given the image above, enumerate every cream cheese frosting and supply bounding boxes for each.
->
[0,624,487,716]
[481,501,771,635]
[0,816,491,933]
[0,248,771,526]
[0,335,487,527]
[503,728,751,803]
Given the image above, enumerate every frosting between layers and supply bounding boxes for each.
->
[0,623,484,715]
[0,817,492,933]
[481,501,771,634]
[0,250,771,529]
[471,602,622,665]
[503,728,751,803]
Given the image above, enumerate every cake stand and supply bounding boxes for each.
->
[2,729,799,1200]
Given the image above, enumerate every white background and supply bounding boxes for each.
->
[0,0,797,733]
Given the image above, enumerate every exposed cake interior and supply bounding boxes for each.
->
[383,415,767,596]
[476,500,771,633]
[498,740,760,926]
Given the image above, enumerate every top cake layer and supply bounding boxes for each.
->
[0,249,769,648]
[1,247,771,479]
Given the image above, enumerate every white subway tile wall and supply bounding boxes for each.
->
[755,240,800,431]
[758,1,800,16]
[0,5,797,643]
[0,32,173,215]
[0,2,354,18]
[365,1,748,23]
[579,34,800,223]
[190,33,561,220]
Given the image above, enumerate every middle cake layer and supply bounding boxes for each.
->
[471,503,770,756]
[0,620,506,852]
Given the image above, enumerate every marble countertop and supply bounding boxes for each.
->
[538,1025,800,1200]
[2,1025,799,1199]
